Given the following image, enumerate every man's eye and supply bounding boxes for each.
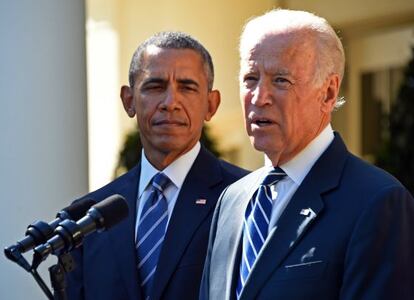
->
[242,76,258,88]
[273,77,292,87]
[243,75,258,82]
[182,85,197,92]
[274,77,289,83]
[142,84,162,91]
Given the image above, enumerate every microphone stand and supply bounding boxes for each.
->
[48,252,75,300]
[32,268,54,300]
[4,245,54,300]
[5,244,76,300]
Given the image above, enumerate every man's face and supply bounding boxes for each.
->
[240,32,334,165]
[122,47,219,167]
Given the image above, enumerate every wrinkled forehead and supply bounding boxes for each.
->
[138,46,210,82]
[142,46,204,68]
[239,31,320,86]
[240,31,317,71]
[241,29,315,59]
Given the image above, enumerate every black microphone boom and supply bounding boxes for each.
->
[32,194,128,268]
[4,198,96,264]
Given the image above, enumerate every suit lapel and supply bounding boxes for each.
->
[106,165,142,300]
[240,134,348,300]
[240,187,324,300]
[151,148,223,300]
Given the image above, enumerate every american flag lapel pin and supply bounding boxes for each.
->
[195,198,207,205]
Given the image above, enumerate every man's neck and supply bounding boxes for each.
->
[143,142,200,171]
[266,123,332,167]
[145,152,183,171]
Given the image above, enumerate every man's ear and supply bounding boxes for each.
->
[205,90,221,121]
[321,74,340,113]
[120,85,136,118]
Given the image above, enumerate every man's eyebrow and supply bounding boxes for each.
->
[141,77,166,85]
[177,78,199,87]
[274,69,291,76]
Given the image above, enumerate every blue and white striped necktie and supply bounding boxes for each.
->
[236,167,286,299]
[136,172,171,300]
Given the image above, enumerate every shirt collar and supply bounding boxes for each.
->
[138,142,201,197]
[264,124,334,185]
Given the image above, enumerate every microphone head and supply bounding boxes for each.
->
[90,194,128,229]
[58,198,96,221]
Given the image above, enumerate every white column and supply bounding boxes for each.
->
[86,0,122,190]
[0,1,88,299]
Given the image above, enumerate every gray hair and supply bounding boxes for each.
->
[240,9,346,108]
[128,31,214,90]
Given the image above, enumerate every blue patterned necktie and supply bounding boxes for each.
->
[236,167,287,299]
[136,172,171,300]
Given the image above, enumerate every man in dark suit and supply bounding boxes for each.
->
[66,31,248,300]
[200,9,414,300]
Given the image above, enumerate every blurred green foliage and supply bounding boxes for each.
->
[375,48,414,194]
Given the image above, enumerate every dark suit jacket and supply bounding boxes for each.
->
[200,134,414,300]
[66,147,248,300]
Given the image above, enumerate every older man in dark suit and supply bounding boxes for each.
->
[66,31,248,300]
[200,9,414,300]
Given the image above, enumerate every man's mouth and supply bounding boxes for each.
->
[153,120,187,126]
[251,117,274,127]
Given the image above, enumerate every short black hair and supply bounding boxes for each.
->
[128,31,214,90]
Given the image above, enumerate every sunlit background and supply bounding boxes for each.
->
[1,0,413,298]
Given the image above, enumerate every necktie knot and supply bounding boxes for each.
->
[260,167,286,186]
[151,172,171,193]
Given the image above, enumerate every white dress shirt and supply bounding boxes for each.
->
[134,142,201,243]
[264,124,335,233]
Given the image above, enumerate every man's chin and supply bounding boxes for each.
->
[250,138,270,153]
[251,138,283,157]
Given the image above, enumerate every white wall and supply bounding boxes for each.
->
[0,1,88,299]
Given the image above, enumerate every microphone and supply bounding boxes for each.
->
[32,194,128,267]
[4,198,96,259]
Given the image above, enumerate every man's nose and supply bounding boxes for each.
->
[160,86,180,111]
[251,79,272,106]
